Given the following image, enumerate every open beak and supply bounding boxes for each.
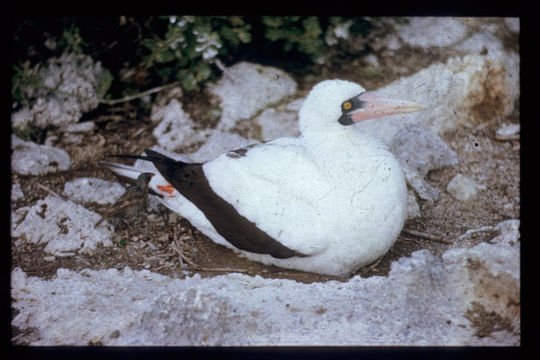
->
[342,92,425,124]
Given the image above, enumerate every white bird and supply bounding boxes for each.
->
[101,79,424,276]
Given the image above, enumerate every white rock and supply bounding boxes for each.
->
[392,124,458,202]
[63,133,84,144]
[357,123,458,203]
[11,195,113,256]
[63,176,163,214]
[128,132,253,180]
[371,52,519,134]
[11,135,71,175]
[285,97,305,112]
[188,130,252,163]
[11,53,109,130]
[443,219,520,334]
[454,31,503,55]
[11,108,34,130]
[446,174,481,201]
[63,177,126,205]
[151,99,209,152]
[61,121,95,133]
[363,54,380,69]
[11,182,24,202]
[255,108,299,140]
[406,189,421,219]
[491,219,520,246]
[208,62,297,131]
[384,34,402,51]
[44,134,59,147]
[11,221,519,345]
[395,17,469,48]
[496,123,520,138]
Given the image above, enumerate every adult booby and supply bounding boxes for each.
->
[102,79,424,276]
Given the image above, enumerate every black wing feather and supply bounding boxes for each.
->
[125,149,308,259]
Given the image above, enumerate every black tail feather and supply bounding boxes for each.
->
[106,149,197,186]
[106,149,188,165]
[106,154,149,161]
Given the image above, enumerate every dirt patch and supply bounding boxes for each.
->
[465,301,516,338]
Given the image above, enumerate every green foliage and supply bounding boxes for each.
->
[12,124,42,143]
[12,64,40,103]
[12,17,380,106]
[58,25,88,54]
[262,16,326,63]
[142,16,252,91]
[261,16,376,64]
[12,25,95,106]
[96,71,114,99]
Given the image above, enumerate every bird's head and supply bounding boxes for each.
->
[299,79,424,134]
[137,172,155,187]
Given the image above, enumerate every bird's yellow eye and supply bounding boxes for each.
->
[342,101,352,111]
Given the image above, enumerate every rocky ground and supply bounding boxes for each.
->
[10,17,520,346]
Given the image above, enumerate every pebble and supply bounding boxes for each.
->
[496,123,520,138]
[446,174,481,201]
[11,182,24,202]
[62,122,95,133]
[11,136,71,176]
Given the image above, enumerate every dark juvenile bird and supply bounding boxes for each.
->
[94,172,154,228]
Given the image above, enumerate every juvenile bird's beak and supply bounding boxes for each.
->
[343,92,425,124]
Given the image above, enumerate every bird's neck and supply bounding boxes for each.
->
[302,126,389,179]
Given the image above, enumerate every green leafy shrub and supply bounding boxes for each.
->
[12,63,41,104]
[262,17,327,63]
[142,16,252,91]
[57,25,88,54]
[12,16,381,106]
[261,16,375,64]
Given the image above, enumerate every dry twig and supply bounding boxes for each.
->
[401,228,453,244]
[170,234,249,274]
[36,183,69,201]
[36,81,181,106]
[363,256,384,273]
[398,235,424,246]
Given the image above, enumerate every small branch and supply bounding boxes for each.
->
[398,235,423,246]
[34,81,181,106]
[170,241,197,267]
[213,58,227,73]
[93,115,125,122]
[401,228,453,244]
[213,59,235,81]
[170,238,249,274]
[456,225,495,242]
[189,266,251,274]
[364,256,384,273]
[98,81,181,105]
[36,183,69,201]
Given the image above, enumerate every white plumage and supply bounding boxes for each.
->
[103,79,424,276]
